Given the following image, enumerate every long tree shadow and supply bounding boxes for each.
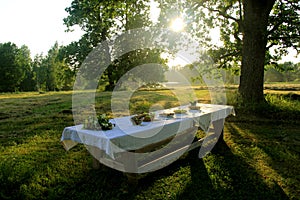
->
[226,119,300,199]
[50,126,289,200]
[82,125,289,200]
[173,132,288,199]
[55,114,297,199]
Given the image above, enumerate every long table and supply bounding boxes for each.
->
[61,104,234,175]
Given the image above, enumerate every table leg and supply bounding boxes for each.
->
[92,156,109,171]
[198,118,225,158]
[211,118,226,153]
[92,157,101,169]
[125,173,138,187]
[121,151,140,186]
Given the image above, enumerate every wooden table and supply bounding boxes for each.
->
[61,104,234,183]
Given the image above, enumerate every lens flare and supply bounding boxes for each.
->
[170,17,185,32]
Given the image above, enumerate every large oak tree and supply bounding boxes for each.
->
[181,0,300,104]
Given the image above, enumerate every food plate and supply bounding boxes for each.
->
[189,106,201,110]
[159,112,175,118]
[173,109,187,114]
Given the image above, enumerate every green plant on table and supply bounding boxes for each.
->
[84,114,113,130]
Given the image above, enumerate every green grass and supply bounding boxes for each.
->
[0,87,299,199]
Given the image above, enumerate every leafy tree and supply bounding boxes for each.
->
[0,42,26,92]
[34,43,73,91]
[58,37,92,76]
[64,0,167,91]
[32,53,46,91]
[64,0,151,46]
[264,68,283,82]
[265,61,300,82]
[17,45,35,91]
[105,48,167,91]
[277,61,298,82]
[160,0,299,104]
[43,45,58,91]
[47,43,74,91]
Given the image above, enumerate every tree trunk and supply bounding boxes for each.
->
[239,0,275,104]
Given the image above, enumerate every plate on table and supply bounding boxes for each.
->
[159,112,175,119]
[189,106,201,110]
[173,109,188,115]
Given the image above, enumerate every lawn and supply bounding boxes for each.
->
[0,85,299,199]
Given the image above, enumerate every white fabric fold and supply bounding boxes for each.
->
[61,104,234,158]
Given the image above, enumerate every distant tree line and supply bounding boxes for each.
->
[0,41,167,93]
[265,62,300,83]
[221,61,300,84]
[0,40,298,93]
[0,42,73,92]
[0,1,168,93]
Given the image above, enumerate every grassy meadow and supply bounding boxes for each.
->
[0,84,299,199]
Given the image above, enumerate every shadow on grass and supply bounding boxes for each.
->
[225,120,299,200]
[3,129,288,199]
[52,128,290,200]
[171,141,287,200]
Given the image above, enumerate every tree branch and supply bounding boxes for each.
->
[268,36,300,40]
[217,50,241,61]
[285,0,300,10]
[266,42,277,50]
[267,19,284,35]
[206,7,239,23]
[192,1,240,24]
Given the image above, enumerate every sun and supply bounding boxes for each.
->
[170,17,185,32]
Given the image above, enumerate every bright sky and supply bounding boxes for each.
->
[0,0,298,63]
[0,0,83,57]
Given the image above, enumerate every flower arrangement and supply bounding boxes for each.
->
[83,114,114,130]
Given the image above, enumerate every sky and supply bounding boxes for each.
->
[0,0,83,57]
[0,0,298,63]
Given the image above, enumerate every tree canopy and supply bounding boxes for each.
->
[159,0,300,103]
[0,43,30,92]
[64,0,169,90]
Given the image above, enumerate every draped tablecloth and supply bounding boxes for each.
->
[61,104,235,159]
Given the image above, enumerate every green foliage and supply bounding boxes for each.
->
[179,0,300,69]
[64,0,152,43]
[104,49,168,91]
[265,62,300,82]
[83,114,113,130]
[17,45,36,91]
[0,42,27,92]
[58,37,92,75]
[227,88,300,122]
[268,0,300,60]
[0,41,74,92]
[63,0,163,91]
[158,0,299,103]
[33,43,74,91]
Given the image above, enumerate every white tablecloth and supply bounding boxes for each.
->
[61,104,234,158]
